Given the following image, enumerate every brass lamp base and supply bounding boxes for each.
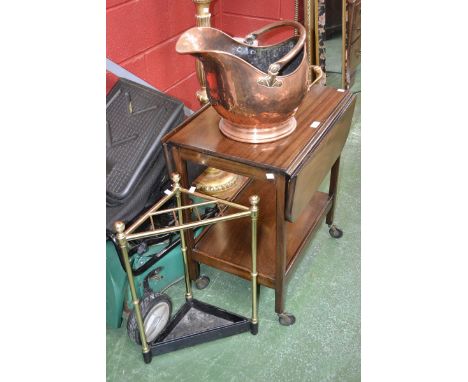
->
[190,0,240,200]
[194,167,241,198]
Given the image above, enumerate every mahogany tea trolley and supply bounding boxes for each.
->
[163,85,356,325]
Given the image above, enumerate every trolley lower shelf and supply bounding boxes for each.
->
[193,179,333,288]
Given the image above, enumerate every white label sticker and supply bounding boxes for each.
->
[310,121,321,128]
[266,173,275,180]
[337,88,345,92]
[189,186,196,193]
[164,189,171,195]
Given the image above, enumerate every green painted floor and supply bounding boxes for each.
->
[107,36,360,381]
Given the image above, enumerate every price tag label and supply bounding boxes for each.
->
[266,173,275,180]
[310,121,321,129]
[164,189,171,195]
[189,186,196,193]
[337,88,345,92]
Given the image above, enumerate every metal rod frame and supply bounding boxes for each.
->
[148,200,220,217]
[114,173,259,357]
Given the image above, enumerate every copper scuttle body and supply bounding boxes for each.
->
[176,20,323,143]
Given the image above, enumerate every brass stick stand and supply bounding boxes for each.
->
[191,0,239,197]
[114,173,259,363]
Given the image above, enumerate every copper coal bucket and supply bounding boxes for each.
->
[176,20,323,143]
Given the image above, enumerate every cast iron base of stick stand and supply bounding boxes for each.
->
[149,298,257,359]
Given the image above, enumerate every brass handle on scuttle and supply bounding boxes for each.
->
[307,65,324,91]
[245,20,306,88]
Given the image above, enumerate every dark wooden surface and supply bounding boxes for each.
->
[164,86,356,316]
[287,96,355,220]
[163,86,353,177]
[192,179,332,288]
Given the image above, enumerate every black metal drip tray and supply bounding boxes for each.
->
[151,299,253,356]
[164,306,232,340]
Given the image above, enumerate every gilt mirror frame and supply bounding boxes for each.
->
[299,0,352,89]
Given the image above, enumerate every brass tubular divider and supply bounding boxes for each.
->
[149,200,219,217]
[193,204,202,221]
[181,188,250,211]
[125,190,174,235]
[114,221,150,356]
[172,173,193,300]
[126,210,251,241]
[249,195,260,333]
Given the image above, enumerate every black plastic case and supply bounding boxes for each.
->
[106,79,185,230]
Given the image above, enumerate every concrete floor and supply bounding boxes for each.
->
[106,36,361,381]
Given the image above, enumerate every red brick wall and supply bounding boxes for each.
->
[106,0,294,110]
[220,0,295,44]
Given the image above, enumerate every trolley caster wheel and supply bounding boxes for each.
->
[195,275,210,290]
[328,225,343,239]
[278,313,296,326]
[127,293,172,345]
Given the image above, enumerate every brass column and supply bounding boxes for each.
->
[249,195,259,334]
[172,173,193,300]
[114,221,150,359]
[193,0,210,104]
[192,0,239,196]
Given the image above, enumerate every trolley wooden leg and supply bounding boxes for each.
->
[172,147,201,281]
[327,156,344,238]
[326,156,341,225]
[274,174,295,325]
[163,142,175,174]
[274,174,286,314]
